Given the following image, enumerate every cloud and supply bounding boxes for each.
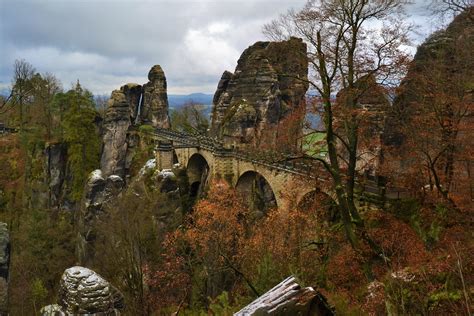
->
[0,0,440,95]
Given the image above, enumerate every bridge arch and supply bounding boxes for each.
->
[236,170,277,215]
[297,189,337,221]
[187,153,210,198]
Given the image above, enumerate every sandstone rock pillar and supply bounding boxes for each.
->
[141,65,170,128]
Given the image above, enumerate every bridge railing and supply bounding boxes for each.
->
[153,128,321,176]
[153,128,414,201]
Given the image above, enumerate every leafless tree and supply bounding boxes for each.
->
[263,0,412,253]
[0,60,36,125]
[170,101,209,135]
[94,95,109,117]
[430,0,473,23]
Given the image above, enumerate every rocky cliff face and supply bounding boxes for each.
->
[45,143,67,207]
[336,74,390,174]
[79,65,171,266]
[210,37,308,146]
[100,84,141,178]
[100,65,170,178]
[141,65,171,128]
[384,8,474,146]
[77,170,124,265]
[0,223,9,315]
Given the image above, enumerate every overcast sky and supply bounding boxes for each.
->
[0,0,442,96]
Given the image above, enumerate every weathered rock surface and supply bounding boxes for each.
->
[336,74,390,174]
[77,170,124,265]
[141,65,171,128]
[100,65,170,178]
[78,161,183,265]
[0,223,9,315]
[27,142,77,213]
[40,266,124,315]
[134,162,183,232]
[40,304,64,315]
[210,37,308,147]
[45,143,68,209]
[101,83,141,178]
[155,168,179,193]
[384,7,474,146]
[235,276,334,316]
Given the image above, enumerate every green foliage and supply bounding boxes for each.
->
[330,293,368,316]
[31,278,48,313]
[253,253,281,294]
[127,130,156,178]
[172,167,193,213]
[384,278,420,315]
[10,208,75,315]
[138,124,155,134]
[58,83,101,200]
[93,175,180,314]
[411,206,447,247]
[428,290,462,310]
[208,291,235,316]
[302,132,327,157]
[178,292,237,316]
[390,200,449,248]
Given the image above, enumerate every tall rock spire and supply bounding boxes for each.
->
[141,65,171,128]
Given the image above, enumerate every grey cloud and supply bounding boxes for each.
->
[0,0,435,95]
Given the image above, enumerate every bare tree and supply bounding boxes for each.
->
[430,0,473,23]
[1,60,36,126]
[433,0,473,13]
[170,101,209,135]
[264,0,412,253]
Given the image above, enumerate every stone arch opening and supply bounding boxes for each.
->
[236,171,277,216]
[173,150,179,165]
[298,189,337,222]
[187,153,210,199]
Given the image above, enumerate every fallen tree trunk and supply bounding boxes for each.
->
[235,276,334,316]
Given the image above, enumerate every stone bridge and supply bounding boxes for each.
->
[152,128,408,210]
[152,128,329,210]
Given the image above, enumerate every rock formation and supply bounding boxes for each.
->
[384,7,474,146]
[41,266,124,315]
[141,65,171,128]
[336,74,390,175]
[77,170,124,265]
[45,143,68,209]
[210,37,308,147]
[81,64,172,264]
[27,142,79,213]
[78,161,185,265]
[100,83,141,178]
[0,223,9,315]
[100,65,170,178]
[134,160,183,234]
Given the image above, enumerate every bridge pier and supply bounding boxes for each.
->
[213,148,234,184]
[155,140,174,170]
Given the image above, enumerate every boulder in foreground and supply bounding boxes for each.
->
[42,266,124,315]
[235,276,334,316]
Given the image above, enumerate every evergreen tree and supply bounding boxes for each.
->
[59,82,101,201]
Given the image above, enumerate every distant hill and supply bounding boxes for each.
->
[168,93,213,109]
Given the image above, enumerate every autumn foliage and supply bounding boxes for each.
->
[142,179,472,315]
